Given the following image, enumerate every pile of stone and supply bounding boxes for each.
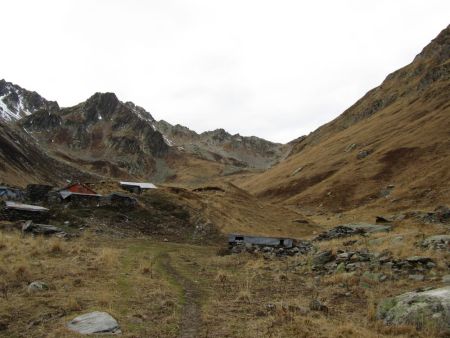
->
[421,235,450,250]
[406,205,450,224]
[21,220,67,237]
[311,248,436,277]
[385,256,436,274]
[312,249,375,272]
[314,223,391,241]
[231,240,314,257]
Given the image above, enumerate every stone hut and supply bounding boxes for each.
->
[120,182,157,194]
[228,233,294,248]
[0,201,49,223]
[102,193,138,208]
[25,184,54,202]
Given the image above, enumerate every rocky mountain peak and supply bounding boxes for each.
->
[82,92,120,121]
[0,79,59,122]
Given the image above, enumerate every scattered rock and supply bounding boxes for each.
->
[375,216,393,223]
[409,274,425,281]
[442,275,450,284]
[406,256,433,265]
[314,226,364,241]
[309,299,328,312]
[421,235,450,250]
[312,250,334,266]
[27,281,49,293]
[357,149,372,159]
[379,185,395,198]
[346,223,391,234]
[377,286,450,332]
[22,221,66,236]
[362,271,385,283]
[67,312,121,335]
[314,223,391,241]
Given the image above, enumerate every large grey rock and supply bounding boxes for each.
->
[27,281,49,293]
[377,286,450,332]
[67,311,121,335]
[312,250,334,266]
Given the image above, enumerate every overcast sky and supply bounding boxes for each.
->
[1,1,449,143]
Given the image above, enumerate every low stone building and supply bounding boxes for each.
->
[0,201,49,223]
[59,191,102,207]
[102,193,137,208]
[120,182,157,194]
[25,184,53,202]
[228,233,294,248]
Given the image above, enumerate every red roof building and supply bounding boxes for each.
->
[60,183,97,195]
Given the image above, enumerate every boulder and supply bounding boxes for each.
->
[67,311,121,335]
[27,281,49,293]
[312,250,334,266]
[377,286,450,332]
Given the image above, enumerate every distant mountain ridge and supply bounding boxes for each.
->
[0,82,286,185]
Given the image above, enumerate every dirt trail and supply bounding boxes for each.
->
[160,253,202,338]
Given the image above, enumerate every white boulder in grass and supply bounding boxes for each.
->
[67,311,121,335]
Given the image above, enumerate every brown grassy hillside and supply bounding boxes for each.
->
[241,25,450,212]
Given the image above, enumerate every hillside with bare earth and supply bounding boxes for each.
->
[0,120,95,186]
[240,25,450,213]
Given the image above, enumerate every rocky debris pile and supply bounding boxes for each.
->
[231,240,314,257]
[67,312,121,335]
[314,223,391,241]
[405,205,450,224]
[312,249,376,272]
[377,286,450,333]
[421,235,450,250]
[21,220,66,237]
[311,248,437,277]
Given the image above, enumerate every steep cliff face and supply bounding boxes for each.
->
[242,25,450,211]
[19,92,169,179]
[0,79,59,122]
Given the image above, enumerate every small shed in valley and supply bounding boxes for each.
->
[228,233,294,248]
[1,201,49,222]
[120,182,157,194]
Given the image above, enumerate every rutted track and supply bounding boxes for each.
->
[160,253,202,338]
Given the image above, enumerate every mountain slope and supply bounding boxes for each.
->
[241,25,450,212]
[0,120,94,186]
